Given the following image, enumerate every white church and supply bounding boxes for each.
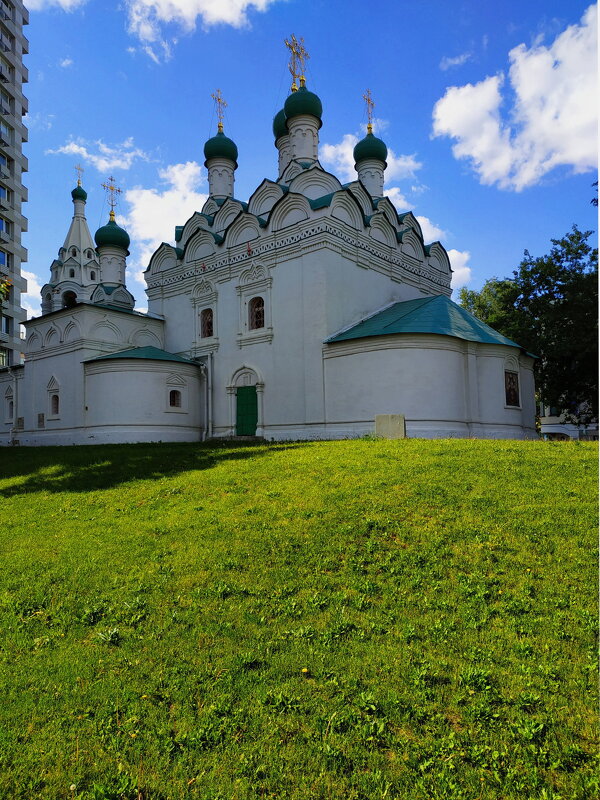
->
[0,63,537,446]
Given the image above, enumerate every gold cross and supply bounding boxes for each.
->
[211,88,227,133]
[74,163,84,186]
[284,34,309,91]
[101,175,122,221]
[363,89,375,134]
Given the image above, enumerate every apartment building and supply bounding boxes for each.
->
[0,0,27,366]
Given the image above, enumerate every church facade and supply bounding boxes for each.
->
[0,79,537,446]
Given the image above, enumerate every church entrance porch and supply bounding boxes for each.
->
[236,385,258,436]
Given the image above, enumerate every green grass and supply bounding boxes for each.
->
[0,438,597,800]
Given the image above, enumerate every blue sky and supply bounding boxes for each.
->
[23,0,598,315]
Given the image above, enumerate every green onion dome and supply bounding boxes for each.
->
[273,108,287,140]
[71,185,87,201]
[353,132,388,164]
[283,86,323,128]
[94,218,130,251]
[203,130,238,166]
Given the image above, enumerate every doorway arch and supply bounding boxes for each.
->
[227,367,264,437]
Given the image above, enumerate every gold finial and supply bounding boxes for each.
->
[363,88,375,134]
[101,175,122,222]
[285,34,309,92]
[211,88,227,133]
[74,163,84,186]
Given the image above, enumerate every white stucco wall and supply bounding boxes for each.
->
[322,335,537,440]
[84,359,203,444]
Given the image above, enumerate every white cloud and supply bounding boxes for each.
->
[123,161,208,277]
[59,58,73,68]
[125,0,281,60]
[416,215,446,242]
[46,137,151,172]
[432,4,598,191]
[24,112,55,130]
[28,0,87,9]
[448,249,472,290]
[21,270,42,318]
[440,52,472,71]
[384,186,413,210]
[320,131,421,185]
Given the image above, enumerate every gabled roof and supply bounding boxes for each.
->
[85,346,197,364]
[325,294,524,350]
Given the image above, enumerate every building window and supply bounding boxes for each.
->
[90,270,96,281]
[0,347,7,366]
[86,249,94,259]
[50,394,59,416]
[1,314,9,334]
[0,120,11,144]
[169,389,182,408]
[505,371,520,407]
[69,268,75,278]
[62,291,77,308]
[200,308,213,338]
[70,247,77,258]
[4,388,12,421]
[248,296,264,330]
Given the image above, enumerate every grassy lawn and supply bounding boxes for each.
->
[0,438,597,800]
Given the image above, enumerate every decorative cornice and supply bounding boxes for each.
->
[146,219,451,296]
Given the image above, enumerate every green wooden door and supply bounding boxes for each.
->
[236,386,258,436]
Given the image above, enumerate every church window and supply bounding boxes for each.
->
[86,250,94,259]
[504,371,520,407]
[62,291,77,308]
[169,390,182,408]
[4,387,12,422]
[90,270,96,281]
[249,296,264,330]
[50,394,59,416]
[70,247,77,257]
[200,308,214,338]
[69,268,75,278]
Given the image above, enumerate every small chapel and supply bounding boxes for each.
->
[0,41,536,446]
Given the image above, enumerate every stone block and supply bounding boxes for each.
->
[375,414,406,439]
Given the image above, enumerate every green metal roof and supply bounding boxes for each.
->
[86,346,197,364]
[309,192,335,210]
[326,295,524,349]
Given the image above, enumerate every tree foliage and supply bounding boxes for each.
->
[459,226,598,423]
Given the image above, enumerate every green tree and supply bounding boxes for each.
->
[459,225,598,423]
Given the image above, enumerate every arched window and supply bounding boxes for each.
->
[90,270,96,281]
[248,296,264,330]
[200,308,213,338]
[5,388,13,421]
[62,291,77,308]
[50,394,59,415]
[504,371,520,407]
[70,247,77,257]
[169,390,182,408]
[86,249,94,259]
[69,268,75,278]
